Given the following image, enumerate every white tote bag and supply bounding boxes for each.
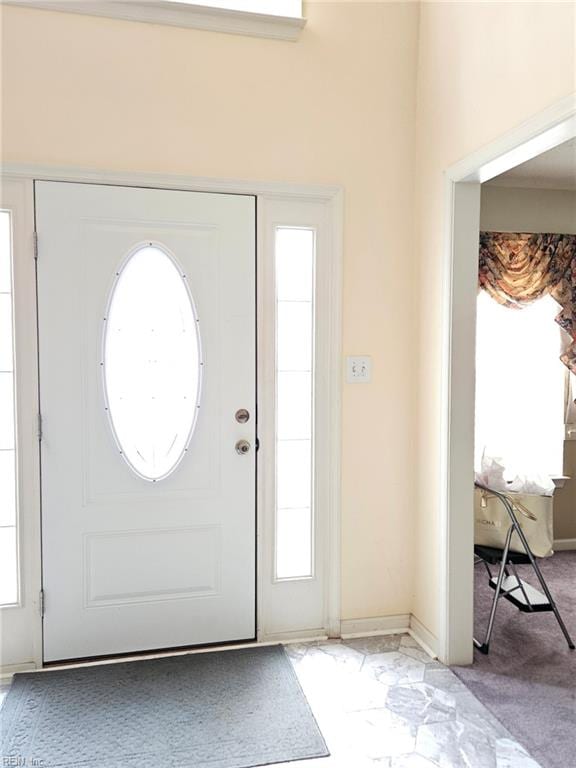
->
[474,488,554,558]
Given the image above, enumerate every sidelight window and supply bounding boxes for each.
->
[274,228,315,580]
[0,210,18,606]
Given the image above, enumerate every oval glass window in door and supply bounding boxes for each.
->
[102,243,202,481]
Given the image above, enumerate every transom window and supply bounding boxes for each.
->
[171,0,302,17]
[3,0,305,40]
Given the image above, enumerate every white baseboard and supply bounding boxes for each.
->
[554,538,576,551]
[409,615,439,659]
[340,614,411,638]
[0,616,439,676]
[340,613,438,660]
[257,629,328,644]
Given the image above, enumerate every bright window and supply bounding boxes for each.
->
[0,210,19,606]
[475,292,566,479]
[275,228,315,580]
[170,0,302,16]
[103,244,202,482]
[5,0,305,41]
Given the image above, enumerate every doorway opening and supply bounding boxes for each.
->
[443,112,576,767]
[440,95,576,667]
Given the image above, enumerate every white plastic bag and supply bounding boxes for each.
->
[475,453,556,497]
[507,473,555,497]
[474,454,508,492]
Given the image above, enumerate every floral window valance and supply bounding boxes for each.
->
[479,232,576,374]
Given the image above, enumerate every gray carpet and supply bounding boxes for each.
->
[453,550,576,768]
[0,645,328,768]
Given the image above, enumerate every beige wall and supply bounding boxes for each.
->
[413,1,576,640]
[556,442,576,540]
[480,185,576,542]
[0,2,421,622]
[2,1,574,643]
[480,186,576,236]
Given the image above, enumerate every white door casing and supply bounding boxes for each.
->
[0,166,342,672]
[257,196,341,640]
[36,181,256,662]
[439,97,576,665]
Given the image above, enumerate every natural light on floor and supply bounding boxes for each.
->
[475,291,566,480]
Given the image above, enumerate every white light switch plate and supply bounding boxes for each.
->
[346,355,372,383]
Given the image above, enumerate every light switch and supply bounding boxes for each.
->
[346,355,372,383]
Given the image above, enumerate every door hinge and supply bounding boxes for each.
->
[33,231,38,260]
[39,589,45,618]
[37,412,43,442]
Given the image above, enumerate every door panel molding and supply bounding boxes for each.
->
[83,525,222,607]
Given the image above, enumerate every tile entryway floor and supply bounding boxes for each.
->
[0,634,540,768]
[275,635,541,768]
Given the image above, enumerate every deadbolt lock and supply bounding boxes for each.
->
[235,408,250,424]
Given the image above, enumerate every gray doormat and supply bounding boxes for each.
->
[0,645,329,768]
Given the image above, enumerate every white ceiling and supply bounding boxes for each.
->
[487,137,576,191]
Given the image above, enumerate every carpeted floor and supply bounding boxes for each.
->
[453,550,576,768]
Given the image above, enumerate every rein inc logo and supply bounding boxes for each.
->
[3,758,44,766]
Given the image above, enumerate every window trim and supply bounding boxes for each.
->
[3,1,307,41]
[0,177,43,672]
[258,196,342,640]
[273,225,316,582]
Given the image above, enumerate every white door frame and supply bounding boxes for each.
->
[0,165,343,670]
[440,94,576,665]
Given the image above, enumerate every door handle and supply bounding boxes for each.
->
[235,439,251,455]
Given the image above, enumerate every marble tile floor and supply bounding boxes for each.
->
[274,635,541,768]
[0,634,541,768]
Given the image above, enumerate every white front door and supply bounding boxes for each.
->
[36,181,256,662]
